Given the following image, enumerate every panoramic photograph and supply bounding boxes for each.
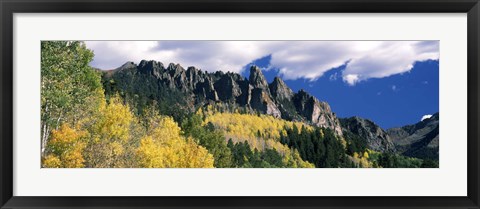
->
[41,41,439,168]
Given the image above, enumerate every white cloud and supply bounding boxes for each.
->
[342,41,439,84]
[421,114,433,121]
[85,41,438,84]
[86,41,265,72]
[343,74,360,86]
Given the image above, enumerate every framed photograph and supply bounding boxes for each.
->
[1,0,479,208]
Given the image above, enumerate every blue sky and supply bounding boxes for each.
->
[241,55,438,129]
[86,41,439,129]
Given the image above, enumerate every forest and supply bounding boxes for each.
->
[41,41,438,168]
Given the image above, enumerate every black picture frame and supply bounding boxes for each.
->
[1,0,479,208]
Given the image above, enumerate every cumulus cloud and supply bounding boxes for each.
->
[85,41,438,85]
[343,74,360,86]
[342,41,439,85]
[421,114,433,121]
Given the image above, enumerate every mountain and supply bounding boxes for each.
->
[387,113,439,160]
[102,60,343,136]
[102,60,439,161]
[340,117,396,152]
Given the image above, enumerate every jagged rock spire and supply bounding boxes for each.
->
[249,66,269,90]
[269,76,294,101]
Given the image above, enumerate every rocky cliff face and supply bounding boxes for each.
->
[269,76,294,101]
[293,90,343,135]
[387,113,439,160]
[248,66,282,118]
[340,117,396,152]
[103,60,343,136]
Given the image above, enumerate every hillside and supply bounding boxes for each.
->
[340,116,396,153]
[387,113,439,160]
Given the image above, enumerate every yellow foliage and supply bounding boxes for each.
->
[204,112,311,141]
[93,96,134,142]
[43,124,86,168]
[285,149,315,168]
[148,114,182,141]
[43,155,62,168]
[351,151,373,168]
[83,96,138,168]
[203,112,314,168]
[136,116,214,168]
[363,151,369,159]
[359,158,371,168]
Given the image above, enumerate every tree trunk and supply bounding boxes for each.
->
[41,105,49,158]
[41,123,49,157]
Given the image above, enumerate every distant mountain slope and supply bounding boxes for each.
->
[387,113,439,160]
[102,60,343,136]
[339,117,396,152]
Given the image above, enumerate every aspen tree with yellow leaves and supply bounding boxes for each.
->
[136,116,214,168]
[83,96,139,168]
[43,124,87,168]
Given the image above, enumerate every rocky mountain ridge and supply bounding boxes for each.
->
[103,60,343,136]
[340,116,396,152]
[339,113,439,158]
[387,113,439,160]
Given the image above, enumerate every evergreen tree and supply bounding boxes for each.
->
[181,114,233,168]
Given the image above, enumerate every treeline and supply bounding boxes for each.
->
[201,110,314,168]
[227,140,287,168]
[181,114,313,168]
[102,66,191,123]
[280,126,352,168]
